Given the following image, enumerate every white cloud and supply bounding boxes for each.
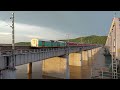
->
[0,20,68,43]
[0,32,11,35]
[26,35,42,39]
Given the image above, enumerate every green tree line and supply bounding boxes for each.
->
[61,35,107,45]
[15,35,107,45]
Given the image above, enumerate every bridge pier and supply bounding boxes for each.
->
[27,62,32,79]
[80,50,83,66]
[91,49,94,56]
[42,55,70,79]
[88,50,92,58]
[91,49,93,57]
[27,62,32,74]
[94,48,98,55]
[68,50,91,66]
[65,54,70,79]
[82,50,88,61]
[93,47,100,55]
[94,48,97,54]
[0,56,16,79]
[0,69,16,79]
[91,48,96,57]
[87,50,90,65]
[69,53,82,66]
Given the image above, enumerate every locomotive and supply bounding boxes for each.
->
[31,38,66,47]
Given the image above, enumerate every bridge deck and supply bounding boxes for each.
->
[0,45,99,71]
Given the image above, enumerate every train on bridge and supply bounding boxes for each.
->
[0,39,98,51]
[31,38,97,48]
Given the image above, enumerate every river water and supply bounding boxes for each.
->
[16,47,106,79]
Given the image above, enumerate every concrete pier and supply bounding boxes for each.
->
[32,61,43,79]
[27,63,32,74]
[82,51,88,61]
[42,56,69,79]
[27,63,32,79]
[0,56,16,79]
[69,53,82,66]
[88,50,92,58]
[0,69,16,79]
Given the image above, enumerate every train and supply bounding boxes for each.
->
[31,38,66,47]
[31,38,97,48]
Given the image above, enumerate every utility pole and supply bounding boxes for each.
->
[65,33,70,79]
[10,12,15,68]
[66,33,70,53]
[0,12,16,79]
[66,33,70,52]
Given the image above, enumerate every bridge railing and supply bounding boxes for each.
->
[0,57,6,70]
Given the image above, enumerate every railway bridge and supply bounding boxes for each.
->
[0,45,101,79]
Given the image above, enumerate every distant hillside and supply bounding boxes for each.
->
[60,35,107,45]
[15,35,107,45]
[15,42,30,46]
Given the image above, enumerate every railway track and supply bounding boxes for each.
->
[0,44,31,51]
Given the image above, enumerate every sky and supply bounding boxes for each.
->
[0,11,119,44]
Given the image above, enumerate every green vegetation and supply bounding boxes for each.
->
[15,35,107,46]
[15,42,31,46]
[60,35,107,45]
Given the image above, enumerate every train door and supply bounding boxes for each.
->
[31,39,37,47]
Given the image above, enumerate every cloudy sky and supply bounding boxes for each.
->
[0,11,119,44]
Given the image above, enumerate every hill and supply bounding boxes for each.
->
[60,35,107,45]
[15,42,31,46]
[15,35,107,45]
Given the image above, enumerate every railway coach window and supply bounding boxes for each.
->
[33,40,36,44]
[57,42,60,47]
[42,41,45,47]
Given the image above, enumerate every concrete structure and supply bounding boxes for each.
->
[69,53,82,66]
[42,48,101,79]
[105,18,120,59]
[95,17,120,79]
[0,46,100,79]
[27,63,32,74]
[42,56,68,79]
[82,51,88,61]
